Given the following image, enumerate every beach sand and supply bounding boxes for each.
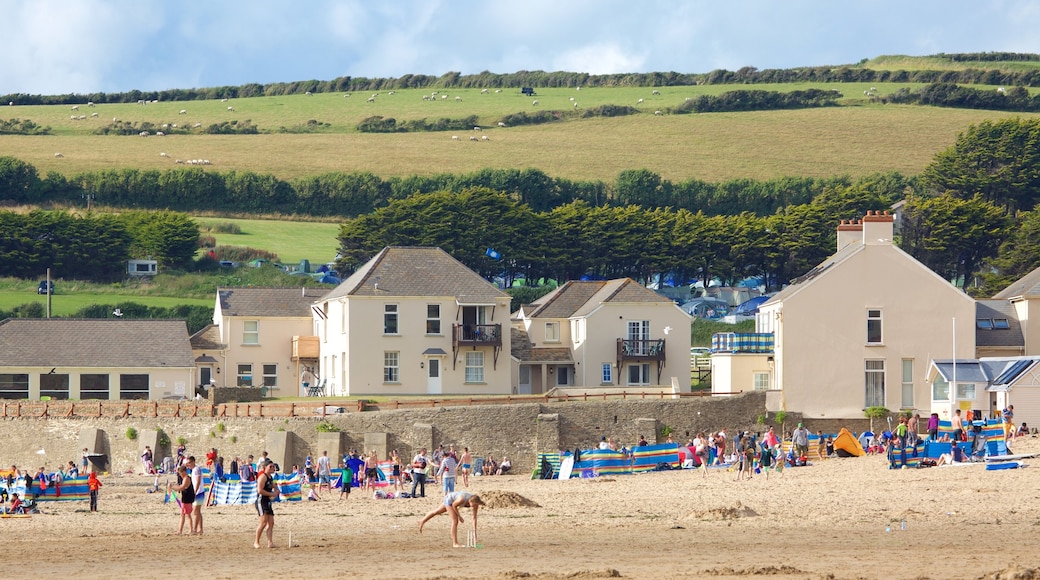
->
[11,437,1040,580]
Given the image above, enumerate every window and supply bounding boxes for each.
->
[119,374,150,400]
[864,359,885,407]
[753,372,769,391]
[0,374,29,399]
[384,351,400,383]
[866,309,882,344]
[957,383,976,400]
[601,363,613,384]
[262,364,278,388]
[465,351,485,383]
[977,318,994,329]
[237,364,253,387]
[80,374,110,400]
[243,320,259,345]
[627,363,651,386]
[426,304,441,334]
[931,375,949,401]
[993,318,1010,329]
[573,319,584,343]
[40,374,70,400]
[901,359,914,409]
[545,322,560,343]
[384,304,399,334]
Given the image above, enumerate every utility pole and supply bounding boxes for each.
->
[45,267,51,318]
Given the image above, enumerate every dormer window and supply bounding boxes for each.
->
[993,318,1010,329]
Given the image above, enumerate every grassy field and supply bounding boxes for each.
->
[196,217,341,264]
[3,82,1039,182]
[0,289,212,316]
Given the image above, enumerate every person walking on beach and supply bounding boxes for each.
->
[1003,404,1015,446]
[791,423,810,458]
[951,409,964,442]
[418,491,485,548]
[439,450,458,494]
[317,450,332,493]
[87,471,102,512]
[411,448,428,498]
[186,456,205,535]
[172,465,195,535]
[459,447,472,488]
[254,459,279,548]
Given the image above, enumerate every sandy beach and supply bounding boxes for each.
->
[10,436,1040,580]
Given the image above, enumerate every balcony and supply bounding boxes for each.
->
[711,332,774,354]
[616,339,666,361]
[452,323,503,370]
[292,336,319,361]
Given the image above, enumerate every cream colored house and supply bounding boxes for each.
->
[313,247,511,396]
[0,319,194,400]
[715,211,977,419]
[192,287,326,396]
[511,279,691,394]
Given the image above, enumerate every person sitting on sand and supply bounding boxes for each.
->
[1017,422,1030,437]
[7,493,22,514]
[418,491,485,548]
[936,442,968,466]
[483,454,497,476]
[495,457,511,476]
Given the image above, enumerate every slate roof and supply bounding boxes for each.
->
[0,319,194,368]
[992,265,1040,300]
[189,323,225,351]
[975,300,1024,348]
[764,242,863,305]
[217,287,328,317]
[322,247,507,303]
[526,279,673,319]
[510,324,574,363]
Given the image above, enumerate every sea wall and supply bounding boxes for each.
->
[0,392,878,474]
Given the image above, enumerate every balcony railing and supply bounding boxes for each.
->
[452,323,503,348]
[616,339,666,361]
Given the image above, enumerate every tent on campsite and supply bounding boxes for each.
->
[833,427,865,457]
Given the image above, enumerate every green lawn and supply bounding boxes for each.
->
[196,217,341,265]
[0,290,212,316]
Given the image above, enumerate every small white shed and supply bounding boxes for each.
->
[128,259,158,277]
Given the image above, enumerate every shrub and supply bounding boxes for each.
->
[176,436,187,446]
[216,422,226,433]
[316,420,341,433]
[125,426,138,440]
[157,429,170,448]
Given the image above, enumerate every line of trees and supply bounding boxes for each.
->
[0,209,200,280]
[6,53,1040,105]
[0,155,910,218]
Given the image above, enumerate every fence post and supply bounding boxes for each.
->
[40,402,49,418]
[97,401,102,418]
[65,403,75,418]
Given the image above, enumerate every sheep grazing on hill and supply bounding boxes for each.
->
[54,152,63,158]
[179,109,187,115]
[113,117,119,122]
[221,98,228,102]
[367,97,376,103]
[654,110,663,115]
[494,89,502,93]
[497,122,506,127]
[452,136,459,141]
[481,135,489,141]
[532,99,538,105]
[71,105,79,111]
[156,131,165,136]
[652,90,660,95]
[160,152,168,158]
[481,89,489,94]
[193,122,202,128]
[388,91,395,95]
[343,93,351,98]
[87,101,94,107]
[227,106,235,111]
[469,135,478,141]
[90,112,99,118]
[139,131,149,136]
[473,126,481,131]
[637,98,644,104]
[305,91,312,95]
[455,96,462,101]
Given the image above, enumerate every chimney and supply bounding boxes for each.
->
[861,210,895,245]
[836,219,862,251]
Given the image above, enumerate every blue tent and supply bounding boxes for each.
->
[733,295,771,316]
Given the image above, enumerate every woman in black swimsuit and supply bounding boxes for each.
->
[254,460,278,548]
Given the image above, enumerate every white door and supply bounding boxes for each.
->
[426,359,442,395]
[627,320,650,355]
[518,365,532,395]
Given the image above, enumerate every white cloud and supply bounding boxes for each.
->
[3,0,1040,95]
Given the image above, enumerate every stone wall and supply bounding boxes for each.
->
[0,392,878,474]
[209,387,263,404]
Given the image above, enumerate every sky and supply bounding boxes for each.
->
[3,1,1040,96]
